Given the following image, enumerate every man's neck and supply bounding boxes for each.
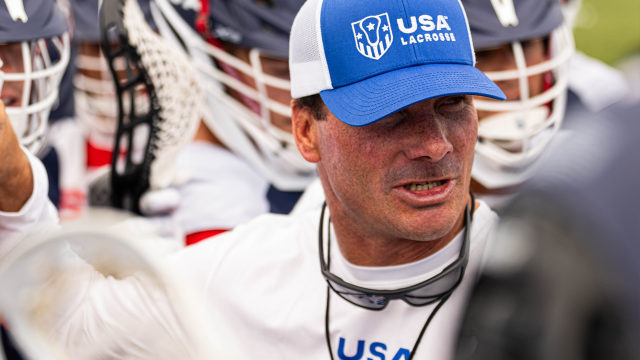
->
[328,198,470,267]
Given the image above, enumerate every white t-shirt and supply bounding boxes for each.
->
[173,142,270,235]
[171,201,498,360]
[5,192,496,359]
[0,147,59,255]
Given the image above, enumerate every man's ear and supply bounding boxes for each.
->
[291,100,321,163]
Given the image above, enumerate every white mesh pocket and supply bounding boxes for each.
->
[122,0,202,190]
[289,0,332,98]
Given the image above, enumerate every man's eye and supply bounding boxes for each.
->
[443,96,464,105]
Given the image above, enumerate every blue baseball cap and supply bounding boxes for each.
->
[289,0,506,127]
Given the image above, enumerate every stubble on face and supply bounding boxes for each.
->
[316,96,477,266]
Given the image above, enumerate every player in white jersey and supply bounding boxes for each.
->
[0,0,69,356]
[0,0,69,240]
[0,0,512,358]
[149,0,316,244]
[61,0,312,244]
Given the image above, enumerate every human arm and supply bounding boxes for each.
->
[0,102,32,212]
[0,102,58,248]
[0,222,232,359]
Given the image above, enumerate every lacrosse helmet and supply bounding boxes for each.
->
[461,0,574,190]
[151,0,316,191]
[560,0,583,28]
[71,0,154,148]
[0,0,71,154]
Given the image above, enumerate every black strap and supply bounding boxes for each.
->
[324,286,451,360]
[324,194,474,359]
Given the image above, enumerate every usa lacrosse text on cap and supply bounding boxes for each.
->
[289,0,506,127]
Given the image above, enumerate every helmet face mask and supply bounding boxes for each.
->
[74,42,150,145]
[152,0,316,191]
[462,0,575,191]
[0,34,70,154]
[0,0,71,155]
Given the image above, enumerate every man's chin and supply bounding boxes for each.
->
[387,217,459,242]
[385,201,465,242]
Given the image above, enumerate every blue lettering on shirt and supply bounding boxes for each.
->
[337,338,411,360]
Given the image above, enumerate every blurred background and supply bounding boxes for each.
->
[455,2,640,359]
[575,0,639,99]
[573,0,640,66]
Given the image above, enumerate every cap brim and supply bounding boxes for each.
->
[320,64,506,127]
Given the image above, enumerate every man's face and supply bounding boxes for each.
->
[317,95,477,242]
[0,43,25,107]
[474,38,547,120]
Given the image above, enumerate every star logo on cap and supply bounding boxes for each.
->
[352,13,394,60]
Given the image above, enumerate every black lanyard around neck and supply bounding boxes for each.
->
[323,193,475,360]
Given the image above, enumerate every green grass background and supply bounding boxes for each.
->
[574,0,640,65]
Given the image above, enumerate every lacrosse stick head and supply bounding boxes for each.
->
[151,0,317,192]
[99,0,201,213]
[0,0,71,154]
[71,0,154,144]
[460,0,574,191]
[0,208,238,360]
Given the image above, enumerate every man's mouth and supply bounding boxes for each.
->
[403,180,445,191]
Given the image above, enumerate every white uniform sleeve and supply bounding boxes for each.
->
[0,147,59,250]
[5,241,205,359]
[569,52,631,113]
[173,142,269,235]
[47,251,191,358]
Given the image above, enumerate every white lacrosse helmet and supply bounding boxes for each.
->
[0,0,71,154]
[150,0,316,191]
[462,0,574,190]
[560,0,583,28]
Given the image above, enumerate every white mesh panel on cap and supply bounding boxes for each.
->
[289,0,332,98]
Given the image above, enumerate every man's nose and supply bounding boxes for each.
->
[403,117,453,162]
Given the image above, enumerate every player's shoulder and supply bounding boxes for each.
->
[475,199,499,224]
[470,199,499,249]
[171,209,320,267]
[177,142,266,182]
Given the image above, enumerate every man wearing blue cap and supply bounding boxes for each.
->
[179,0,502,358]
[0,0,506,358]
[178,0,502,358]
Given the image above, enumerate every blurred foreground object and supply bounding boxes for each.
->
[0,208,232,359]
[455,101,640,360]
